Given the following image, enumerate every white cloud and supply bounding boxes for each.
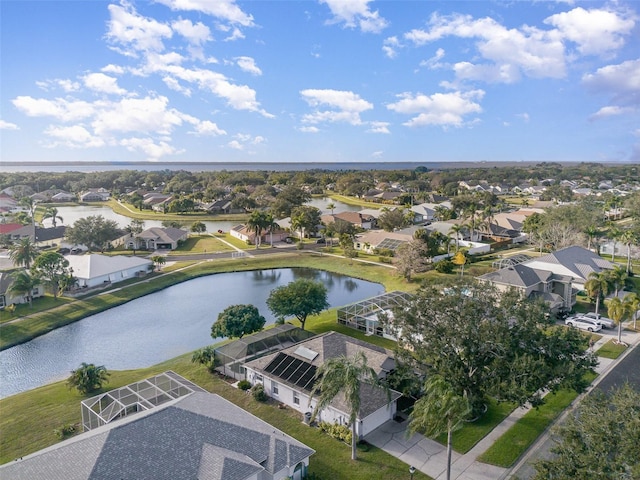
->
[299,126,320,133]
[162,76,192,96]
[224,27,245,42]
[227,133,265,150]
[0,120,19,130]
[383,36,401,59]
[91,96,183,136]
[372,150,383,158]
[12,96,95,121]
[44,125,105,148]
[106,3,173,55]
[320,0,388,33]
[102,64,125,74]
[120,137,181,159]
[171,18,211,45]
[228,140,243,150]
[405,13,566,82]
[367,121,390,134]
[192,120,227,136]
[516,112,530,122]
[82,73,127,95]
[544,7,636,56]
[300,89,373,126]
[387,90,484,127]
[589,105,635,121]
[36,79,81,92]
[420,48,445,69]
[155,0,254,27]
[235,56,262,76]
[582,59,640,106]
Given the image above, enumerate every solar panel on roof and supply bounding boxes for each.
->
[282,358,305,379]
[272,355,295,377]
[295,366,317,390]
[264,352,287,374]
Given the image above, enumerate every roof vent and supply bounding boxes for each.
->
[293,346,318,362]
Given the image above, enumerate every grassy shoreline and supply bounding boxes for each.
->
[0,252,411,350]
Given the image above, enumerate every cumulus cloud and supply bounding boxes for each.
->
[36,79,81,92]
[405,13,566,83]
[155,0,255,27]
[191,120,227,135]
[171,18,211,45]
[387,90,484,127]
[419,48,445,70]
[83,73,127,95]
[44,125,105,148]
[589,105,635,121]
[106,3,173,55]
[227,133,265,151]
[582,58,640,107]
[383,36,401,59]
[320,0,388,33]
[235,56,262,75]
[300,89,373,126]
[0,120,19,130]
[367,121,390,134]
[90,96,183,136]
[102,64,125,74]
[299,126,320,133]
[120,137,181,159]
[12,96,95,121]
[544,7,636,56]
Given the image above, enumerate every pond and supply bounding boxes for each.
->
[0,268,383,398]
[44,197,362,232]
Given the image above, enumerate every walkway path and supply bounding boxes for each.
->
[366,324,640,480]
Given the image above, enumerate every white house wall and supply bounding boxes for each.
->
[360,403,396,437]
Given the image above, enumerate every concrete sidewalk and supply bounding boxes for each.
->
[365,324,640,480]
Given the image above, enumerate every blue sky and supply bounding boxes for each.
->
[1,0,638,164]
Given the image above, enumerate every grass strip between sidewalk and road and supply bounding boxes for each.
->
[477,371,598,468]
[596,339,628,359]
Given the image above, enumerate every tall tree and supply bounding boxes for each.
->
[584,271,612,317]
[150,255,166,272]
[408,376,471,480]
[310,351,388,461]
[619,228,637,275]
[378,208,409,232]
[533,384,640,480]
[607,296,634,345]
[448,224,466,251]
[126,219,145,235]
[606,265,628,298]
[7,270,41,308]
[42,206,63,227]
[290,205,322,240]
[8,237,38,269]
[266,279,329,330]
[246,210,269,248]
[395,240,430,281]
[67,362,110,395]
[211,304,265,339]
[190,221,206,233]
[391,281,596,417]
[31,251,71,299]
[64,215,121,252]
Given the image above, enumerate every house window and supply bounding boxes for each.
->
[255,374,263,383]
[293,392,300,405]
[272,383,279,396]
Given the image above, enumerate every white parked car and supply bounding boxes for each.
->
[565,316,602,332]
[579,312,616,329]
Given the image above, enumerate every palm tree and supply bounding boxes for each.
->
[310,351,388,461]
[67,362,110,394]
[607,296,634,344]
[8,237,39,269]
[448,224,465,251]
[42,206,64,227]
[19,196,36,227]
[619,228,637,275]
[607,225,622,262]
[150,255,166,272]
[264,213,279,247]
[247,210,268,248]
[627,293,640,330]
[606,265,628,298]
[7,270,40,308]
[584,271,612,317]
[583,225,600,251]
[408,376,471,480]
[327,202,335,215]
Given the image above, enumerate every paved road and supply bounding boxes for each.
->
[508,340,640,480]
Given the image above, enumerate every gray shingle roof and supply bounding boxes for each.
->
[524,245,613,281]
[1,389,314,480]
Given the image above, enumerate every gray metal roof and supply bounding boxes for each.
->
[1,377,314,480]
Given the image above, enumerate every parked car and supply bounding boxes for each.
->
[579,312,616,329]
[56,247,70,255]
[565,316,602,332]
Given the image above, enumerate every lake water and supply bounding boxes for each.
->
[44,197,361,231]
[0,268,383,398]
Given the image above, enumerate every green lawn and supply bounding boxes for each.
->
[478,371,598,468]
[170,235,234,254]
[0,295,74,324]
[596,339,628,359]
[0,355,431,479]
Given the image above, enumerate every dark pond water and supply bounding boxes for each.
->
[0,268,383,398]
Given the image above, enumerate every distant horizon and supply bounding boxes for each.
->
[1,1,638,164]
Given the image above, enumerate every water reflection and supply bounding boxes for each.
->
[0,268,382,398]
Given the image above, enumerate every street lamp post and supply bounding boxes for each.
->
[409,466,416,480]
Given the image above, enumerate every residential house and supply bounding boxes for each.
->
[321,212,376,230]
[65,254,153,289]
[129,227,188,251]
[202,198,233,214]
[522,245,614,291]
[51,191,76,202]
[410,202,452,223]
[79,188,110,202]
[353,229,414,253]
[478,263,573,311]
[230,224,288,245]
[244,331,401,439]
[0,270,44,309]
[1,372,314,480]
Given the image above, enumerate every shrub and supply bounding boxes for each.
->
[237,379,251,391]
[318,421,352,445]
[251,383,268,402]
[53,423,76,440]
[434,259,454,273]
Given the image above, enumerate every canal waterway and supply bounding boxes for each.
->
[0,268,383,398]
